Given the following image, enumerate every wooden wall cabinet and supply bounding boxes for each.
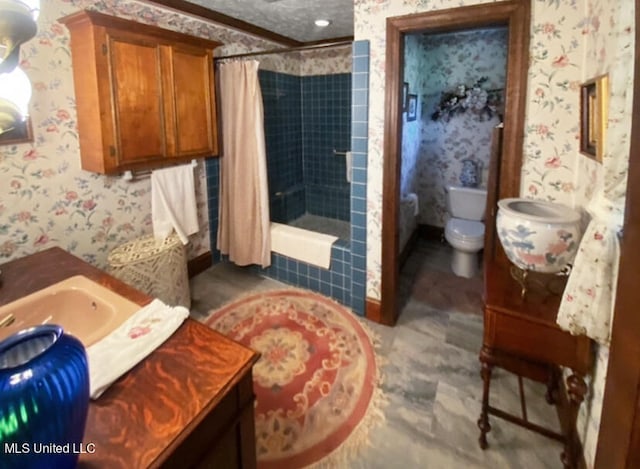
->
[60,11,221,174]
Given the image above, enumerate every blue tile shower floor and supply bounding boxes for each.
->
[289,213,350,240]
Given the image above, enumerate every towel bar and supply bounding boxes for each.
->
[122,159,198,181]
[333,149,350,156]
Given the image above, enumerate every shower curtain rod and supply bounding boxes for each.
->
[214,40,353,61]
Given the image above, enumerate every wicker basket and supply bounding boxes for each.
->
[107,233,191,308]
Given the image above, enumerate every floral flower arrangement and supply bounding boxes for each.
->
[431,77,503,122]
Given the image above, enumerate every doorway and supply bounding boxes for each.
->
[397,26,508,307]
[377,1,530,326]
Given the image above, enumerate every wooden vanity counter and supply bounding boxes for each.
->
[0,247,259,469]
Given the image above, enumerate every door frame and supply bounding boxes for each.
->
[594,2,640,465]
[377,1,531,325]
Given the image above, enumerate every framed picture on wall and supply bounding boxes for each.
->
[0,117,33,146]
[403,82,409,111]
[406,94,417,121]
[579,75,608,163]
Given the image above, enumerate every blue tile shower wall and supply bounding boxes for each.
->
[259,70,351,224]
[255,43,369,313]
[302,73,352,221]
[207,44,369,314]
[270,183,305,224]
[259,70,304,223]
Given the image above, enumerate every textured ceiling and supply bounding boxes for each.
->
[179,0,354,43]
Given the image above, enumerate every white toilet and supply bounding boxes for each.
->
[444,185,488,278]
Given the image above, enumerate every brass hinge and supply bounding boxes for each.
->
[102,44,107,55]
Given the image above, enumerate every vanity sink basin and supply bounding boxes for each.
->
[496,198,582,274]
[0,275,141,347]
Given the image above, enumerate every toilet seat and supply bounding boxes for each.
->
[445,218,485,252]
[445,218,485,240]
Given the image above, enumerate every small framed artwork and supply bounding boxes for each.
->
[0,117,33,146]
[579,75,608,162]
[406,94,417,121]
[402,82,409,111]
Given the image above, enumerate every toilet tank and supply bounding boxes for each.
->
[447,186,488,221]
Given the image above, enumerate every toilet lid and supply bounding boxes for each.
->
[447,219,485,239]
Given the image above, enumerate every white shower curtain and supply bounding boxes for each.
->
[217,60,271,267]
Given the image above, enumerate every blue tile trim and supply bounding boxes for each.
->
[259,241,352,308]
[349,40,370,316]
[354,55,369,73]
[353,41,369,56]
[205,158,221,263]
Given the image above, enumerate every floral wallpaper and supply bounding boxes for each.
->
[402,28,507,227]
[248,45,351,75]
[299,45,352,75]
[0,0,346,268]
[399,34,422,205]
[355,0,634,466]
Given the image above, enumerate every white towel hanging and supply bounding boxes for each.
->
[151,163,199,244]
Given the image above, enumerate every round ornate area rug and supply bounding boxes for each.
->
[206,289,385,469]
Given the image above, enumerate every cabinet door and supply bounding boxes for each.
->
[168,45,218,158]
[108,32,167,165]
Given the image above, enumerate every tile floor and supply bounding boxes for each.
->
[190,238,564,468]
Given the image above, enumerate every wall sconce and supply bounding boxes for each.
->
[0,0,39,73]
[0,0,39,142]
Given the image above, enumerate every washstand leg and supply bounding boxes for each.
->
[560,373,587,469]
[477,360,493,450]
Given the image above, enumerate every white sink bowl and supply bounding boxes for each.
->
[496,198,582,274]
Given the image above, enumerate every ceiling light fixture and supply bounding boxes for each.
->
[314,19,330,27]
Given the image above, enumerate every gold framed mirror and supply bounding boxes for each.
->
[579,74,609,163]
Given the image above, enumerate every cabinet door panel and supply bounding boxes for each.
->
[171,47,217,157]
[110,36,166,164]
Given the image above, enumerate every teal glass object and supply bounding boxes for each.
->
[0,325,90,469]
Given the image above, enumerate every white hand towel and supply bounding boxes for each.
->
[345,151,353,183]
[86,299,189,399]
[151,164,199,244]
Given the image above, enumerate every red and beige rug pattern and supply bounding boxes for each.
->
[206,289,385,469]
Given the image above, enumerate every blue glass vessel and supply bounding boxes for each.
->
[459,158,480,188]
[0,325,90,469]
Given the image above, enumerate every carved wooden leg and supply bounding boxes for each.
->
[477,360,493,450]
[560,373,587,469]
